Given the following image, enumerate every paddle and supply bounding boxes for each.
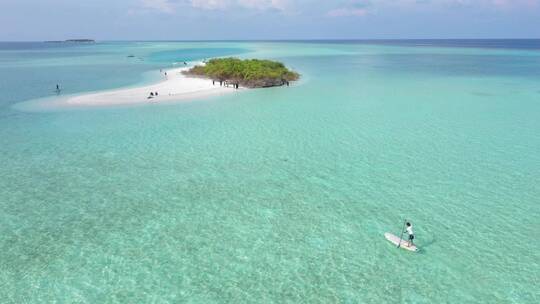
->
[397,219,407,248]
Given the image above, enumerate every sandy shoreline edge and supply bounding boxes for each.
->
[16,65,240,111]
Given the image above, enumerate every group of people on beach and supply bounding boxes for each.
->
[148,91,159,100]
[212,80,239,89]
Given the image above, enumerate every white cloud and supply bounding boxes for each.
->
[140,0,290,13]
[327,8,368,17]
[326,0,540,17]
[327,0,372,17]
[191,0,227,10]
[140,0,176,13]
[237,0,289,10]
[140,0,540,16]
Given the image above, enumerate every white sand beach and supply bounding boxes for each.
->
[59,66,237,108]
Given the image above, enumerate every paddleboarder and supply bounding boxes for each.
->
[404,222,414,247]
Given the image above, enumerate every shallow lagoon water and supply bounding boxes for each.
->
[0,41,539,303]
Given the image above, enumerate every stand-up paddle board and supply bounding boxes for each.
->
[385,233,418,252]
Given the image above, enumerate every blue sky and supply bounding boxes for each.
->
[1,0,539,40]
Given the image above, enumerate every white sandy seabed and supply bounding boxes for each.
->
[17,65,239,111]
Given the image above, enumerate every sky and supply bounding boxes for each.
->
[1,0,539,41]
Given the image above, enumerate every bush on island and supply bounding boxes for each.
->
[184,58,300,88]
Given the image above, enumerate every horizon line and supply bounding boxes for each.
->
[1,38,540,43]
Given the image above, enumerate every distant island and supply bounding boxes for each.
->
[66,39,95,43]
[184,58,300,88]
[45,39,95,43]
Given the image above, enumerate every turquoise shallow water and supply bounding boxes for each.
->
[1,41,539,303]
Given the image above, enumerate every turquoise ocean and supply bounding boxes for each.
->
[0,40,539,303]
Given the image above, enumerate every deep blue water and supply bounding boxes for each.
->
[264,39,540,50]
[3,39,539,50]
[149,47,248,63]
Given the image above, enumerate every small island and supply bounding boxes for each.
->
[65,39,95,43]
[183,58,300,88]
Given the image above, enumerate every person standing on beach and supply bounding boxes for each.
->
[404,222,414,247]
